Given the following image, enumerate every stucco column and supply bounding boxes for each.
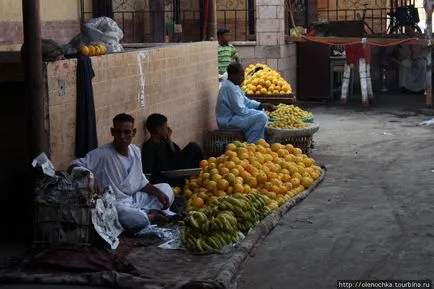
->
[255,0,296,91]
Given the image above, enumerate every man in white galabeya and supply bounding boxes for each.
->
[69,113,175,231]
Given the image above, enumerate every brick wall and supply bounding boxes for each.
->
[46,41,219,170]
[0,20,80,45]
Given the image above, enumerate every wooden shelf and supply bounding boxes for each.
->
[247,94,296,104]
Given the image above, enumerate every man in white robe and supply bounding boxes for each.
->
[69,113,175,232]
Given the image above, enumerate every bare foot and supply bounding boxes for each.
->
[148,213,169,226]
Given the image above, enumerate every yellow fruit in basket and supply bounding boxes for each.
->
[88,46,96,56]
[260,87,268,94]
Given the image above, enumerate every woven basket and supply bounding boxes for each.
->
[204,129,245,157]
[266,123,320,154]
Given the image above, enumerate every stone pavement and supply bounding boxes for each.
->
[237,93,434,288]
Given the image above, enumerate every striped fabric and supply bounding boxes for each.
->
[218,44,238,74]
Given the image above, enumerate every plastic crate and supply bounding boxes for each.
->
[204,129,245,157]
[33,203,95,248]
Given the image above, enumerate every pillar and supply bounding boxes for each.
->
[22,0,47,158]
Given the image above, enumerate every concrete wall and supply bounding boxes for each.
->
[46,42,219,170]
[0,0,81,49]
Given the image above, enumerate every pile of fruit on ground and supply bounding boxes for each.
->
[241,64,293,95]
[267,104,313,129]
[179,139,322,251]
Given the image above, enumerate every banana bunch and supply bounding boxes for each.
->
[216,193,271,234]
[180,193,271,251]
[181,210,240,252]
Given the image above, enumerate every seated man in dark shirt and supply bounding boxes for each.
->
[141,113,204,185]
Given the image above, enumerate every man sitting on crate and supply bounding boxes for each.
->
[68,113,175,232]
[216,63,275,143]
[141,113,203,186]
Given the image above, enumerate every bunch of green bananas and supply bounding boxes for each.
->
[216,193,271,234]
[180,193,271,252]
[180,210,240,252]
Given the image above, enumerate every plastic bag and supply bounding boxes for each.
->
[84,17,124,53]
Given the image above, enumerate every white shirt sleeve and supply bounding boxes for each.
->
[70,148,104,173]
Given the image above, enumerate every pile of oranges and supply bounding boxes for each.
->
[183,139,322,211]
[242,64,293,95]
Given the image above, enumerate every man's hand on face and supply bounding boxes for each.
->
[167,127,173,140]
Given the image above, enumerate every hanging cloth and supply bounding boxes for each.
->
[75,55,98,158]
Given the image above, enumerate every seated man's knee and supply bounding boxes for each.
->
[154,183,175,204]
[257,112,268,125]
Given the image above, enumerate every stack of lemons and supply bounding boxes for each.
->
[267,104,313,129]
[242,64,293,95]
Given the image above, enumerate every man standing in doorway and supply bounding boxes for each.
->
[218,28,240,78]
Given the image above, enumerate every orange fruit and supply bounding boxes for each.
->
[227,143,237,151]
[216,190,227,197]
[290,178,300,187]
[224,173,236,184]
[245,177,258,188]
[294,148,303,155]
[183,189,193,199]
[301,177,313,189]
[271,143,282,152]
[212,173,222,181]
[233,183,245,194]
[260,188,268,195]
[220,167,230,175]
[217,179,229,191]
[240,170,251,180]
[88,45,96,56]
[234,176,244,184]
[230,168,240,176]
[226,161,236,170]
[256,139,270,148]
[94,46,101,56]
[243,184,252,194]
[292,172,302,180]
[205,181,217,192]
[303,158,314,167]
[192,197,205,208]
[257,172,268,184]
[79,45,90,56]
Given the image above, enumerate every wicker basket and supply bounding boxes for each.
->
[204,129,245,157]
[302,116,314,123]
[266,123,320,154]
[33,203,95,248]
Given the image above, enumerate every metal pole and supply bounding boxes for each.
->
[22,0,47,159]
[207,0,217,40]
[425,6,433,108]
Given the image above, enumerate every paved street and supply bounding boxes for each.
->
[237,94,434,289]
